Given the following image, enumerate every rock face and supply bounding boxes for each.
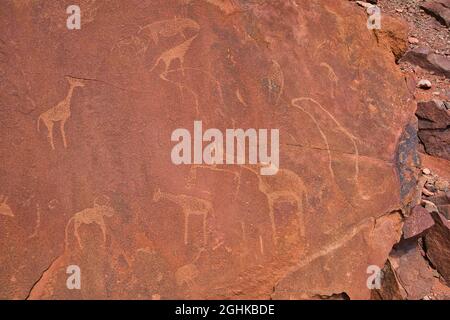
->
[416,100,450,160]
[0,0,417,299]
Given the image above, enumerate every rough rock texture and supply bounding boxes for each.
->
[416,100,450,160]
[425,213,450,283]
[403,205,435,239]
[420,0,450,27]
[389,240,435,300]
[374,15,409,61]
[401,47,450,79]
[0,0,417,299]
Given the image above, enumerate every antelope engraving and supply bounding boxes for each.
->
[153,188,213,245]
[139,18,199,44]
[64,197,115,249]
[0,195,14,217]
[37,77,85,150]
[150,35,197,77]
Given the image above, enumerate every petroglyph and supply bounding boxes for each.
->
[175,249,204,287]
[186,163,241,199]
[29,203,41,238]
[153,188,213,245]
[139,18,199,45]
[150,35,198,77]
[236,89,248,107]
[64,197,115,250]
[291,97,371,202]
[0,195,14,217]
[37,77,85,150]
[263,59,284,105]
[319,62,338,97]
[204,0,240,15]
[241,165,308,245]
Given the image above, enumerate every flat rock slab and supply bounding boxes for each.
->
[0,0,416,299]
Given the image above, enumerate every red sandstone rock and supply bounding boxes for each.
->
[403,206,435,239]
[425,213,450,283]
[421,0,450,27]
[0,0,417,299]
[389,241,435,300]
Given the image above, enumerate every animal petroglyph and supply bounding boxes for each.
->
[264,59,284,105]
[186,163,242,199]
[37,77,85,150]
[204,0,240,15]
[291,97,369,202]
[319,62,338,97]
[29,203,41,238]
[175,249,204,287]
[241,165,308,245]
[64,197,115,250]
[0,195,14,217]
[139,18,199,45]
[150,35,197,77]
[153,188,213,245]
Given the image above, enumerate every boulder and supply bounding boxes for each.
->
[403,206,435,239]
[420,0,450,27]
[425,213,450,283]
[416,101,450,161]
[0,0,417,299]
[401,47,450,79]
[388,241,435,300]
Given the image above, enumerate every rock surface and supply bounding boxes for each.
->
[425,213,450,283]
[401,47,450,79]
[420,0,450,27]
[0,0,417,299]
[416,100,450,160]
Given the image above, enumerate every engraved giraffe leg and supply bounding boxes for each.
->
[99,220,107,243]
[74,220,83,249]
[41,117,55,150]
[179,57,185,76]
[267,198,277,245]
[60,118,68,148]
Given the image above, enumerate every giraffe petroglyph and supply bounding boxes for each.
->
[150,35,198,77]
[153,188,213,245]
[291,97,371,202]
[138,18,199,45]
[37,77,85,150]
[0,195,14,217]
[64,197,115,250]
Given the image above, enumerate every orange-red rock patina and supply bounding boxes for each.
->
[0,0,417,299]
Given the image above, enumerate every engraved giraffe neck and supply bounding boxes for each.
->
[64,85,77,105]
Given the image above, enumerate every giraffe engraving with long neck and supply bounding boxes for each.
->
[153,188,213,245]
[37,77,85,150]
